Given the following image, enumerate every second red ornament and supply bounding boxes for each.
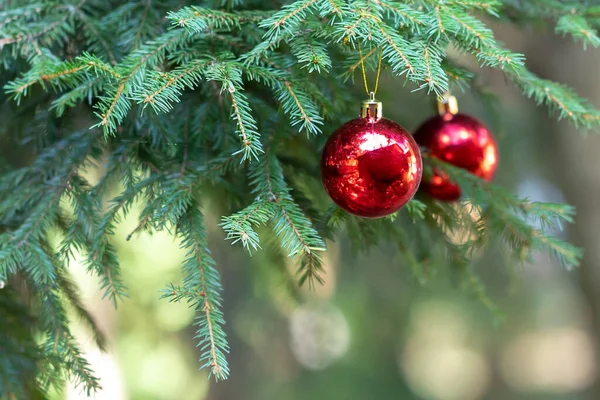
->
[414,95,499,201]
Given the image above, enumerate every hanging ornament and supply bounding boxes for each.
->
[414,94,499,201]
[321,47,422,218]
[321,92,422,217]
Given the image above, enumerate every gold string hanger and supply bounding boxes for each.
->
[358,42,383,98]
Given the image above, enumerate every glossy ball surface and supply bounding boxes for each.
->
[414,113,499,201]
[321,117,422,218]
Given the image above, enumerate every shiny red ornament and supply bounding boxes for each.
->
[414,112,499,202]
[321,98,422,218]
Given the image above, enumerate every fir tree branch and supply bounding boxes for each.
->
[135,58,212,113]
[50,78,105,117]
[318,0,345,18]
[289,34,332,73]
[221,200,273,252]
[5,54,120,104]
[92,29,190,135]
[376,23,415,75]
[371,0,427,28]
[5,132,98,256]
[0,0,86,49]
[168,6,269,34]
[260,0,320,40]
[0,18,62,47]
[277,81,324,135]
[56,267,107,352]
[229,89,261,159]
[90,173,163,287]
[165,205,229,380]
[203,61,265,160]
[418,42,447,93]
[0,4,47,31]
[2,0,599,389]
[447,0,500,14]
[35,275,101,394]
[61,175,127,306]
[73,8,118,65]
[507,68,600,127]
[248,154,326,286]
[556,14,600,49]
[425,155,583,269]
[134,0,153,48]
[345,46,378,77]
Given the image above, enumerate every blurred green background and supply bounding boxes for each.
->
[53,22,600,400]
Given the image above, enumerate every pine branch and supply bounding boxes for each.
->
[165,205,229,381]
[0,286,39,398]
[134,0,153,48]
[505,1,600,48]
[55,267,107,352]
[61,175,127,306]
[92,29,190,135]
[204,62,264,160]
[168,6,269,34]
[5,52,120,104]
[425,155,583,269]
[89,173,163,303]
[406,199,427,221]
[339,46,378,81]
[249,154,326,287]
[371,0,427,29]
[429,3,525,72]
[317,0,345,19]
[508,68,600,127]
[236,63,325,134]
[289,34,332,73]
[417,41,448,94]
[73,7,118,65]
[260,0,319,41]
[277,81,324,135]
[0,132,98,279]
[134,58,213,113]
[0,17,63,48]
[446,0,500,15]
[34,271,101,395]
[50,77,105,117]
[0,4,48,32]
[556,14,600,49]
[0,0,85,51]
[375,22,416,76]
[220,201,273,252]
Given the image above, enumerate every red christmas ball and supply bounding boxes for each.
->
[321,115,422,218]
[414,113,499,201]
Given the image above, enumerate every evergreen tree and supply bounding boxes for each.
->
[0,0,596,396]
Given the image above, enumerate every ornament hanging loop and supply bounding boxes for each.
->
[358,43,384,121]
[358,43,383,97]
[437,92,459,117]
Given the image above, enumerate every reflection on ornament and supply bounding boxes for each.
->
[289,302,350,370]
[321,95,422,217]
[415,96,498,201]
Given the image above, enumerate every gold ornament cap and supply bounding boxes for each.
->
[360,92,383,122]
[437,93,459,116]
